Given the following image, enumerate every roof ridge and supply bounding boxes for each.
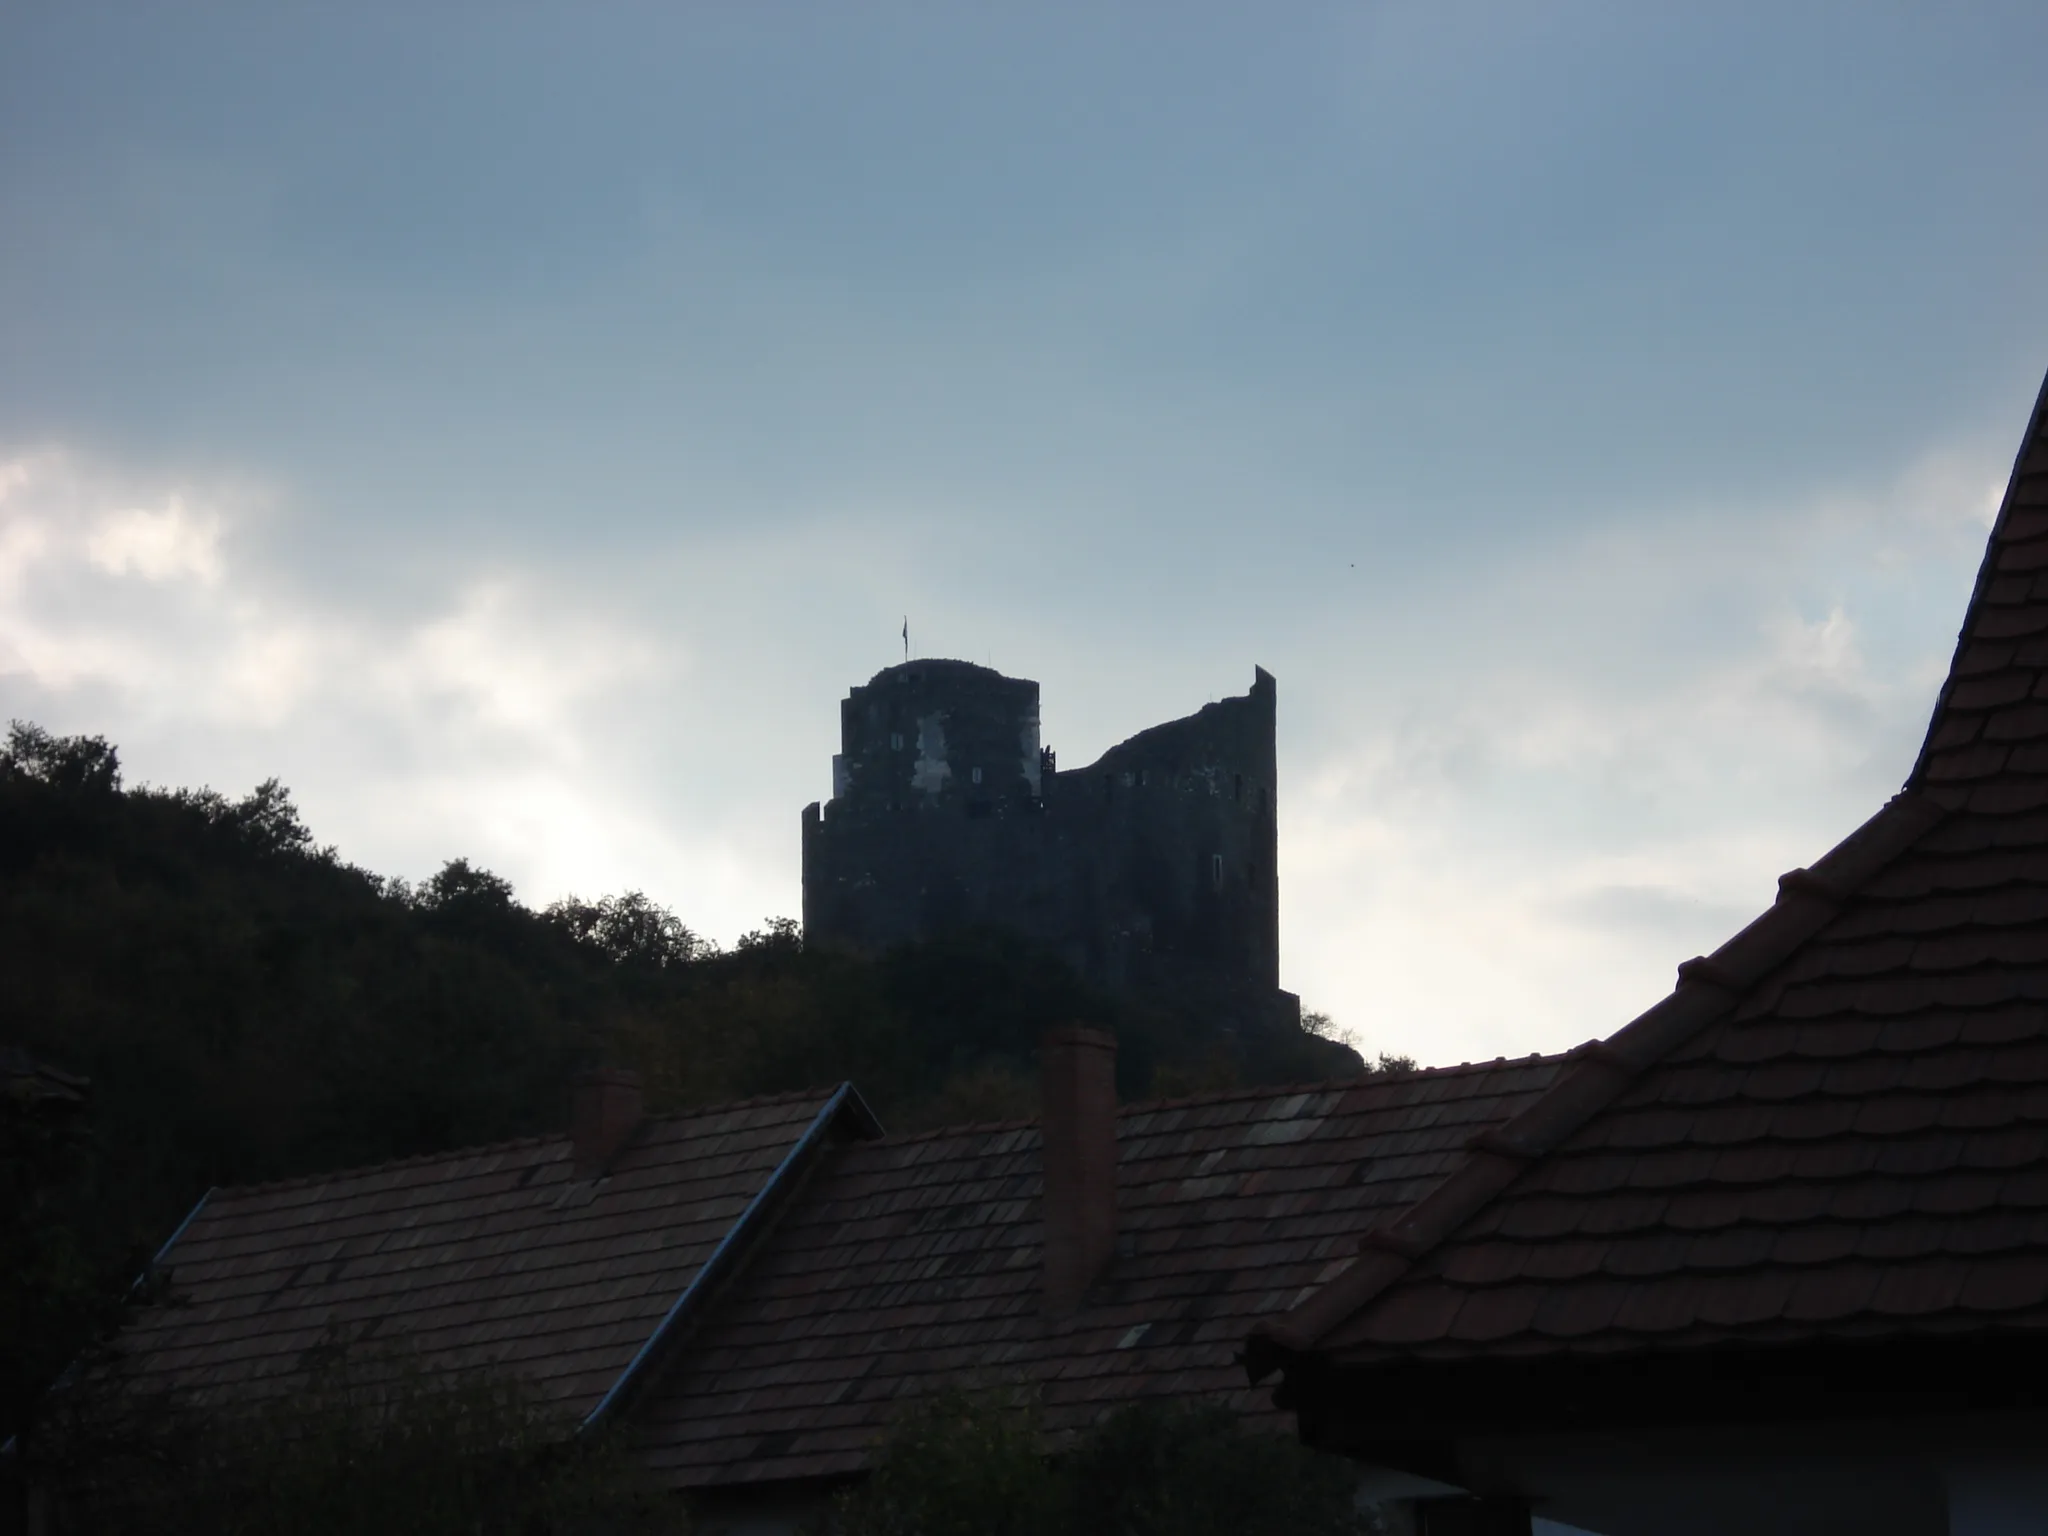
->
[661,1084,845,1115]
[1249,787,1950,1368]
[214,1132,563,1199]
[865,1056,1571,1147]
[1124,1053,1567,1115]
[211,1086,849,1199]
[1907,366,2048,794]
[871,1114,1040,1147]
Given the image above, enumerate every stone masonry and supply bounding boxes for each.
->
[801,662,1286,1010]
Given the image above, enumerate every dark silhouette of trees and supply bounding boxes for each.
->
[29,1335,669,1534]
[1,722,121,796]
[546,890,711,970]
[834,1388,1380,1536]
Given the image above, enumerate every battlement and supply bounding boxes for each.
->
[802,665,1281,998]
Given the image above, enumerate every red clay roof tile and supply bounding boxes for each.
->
[1444,1286,1541,1343]
[1771,1222,1860,1266]
[1783,1262,1883,1321]
[1868,1260,1969,1317]
[1690,1268,1794,1329]
[1598,1230,1691,1277]
[1913,1169,2006,1215]
[1853,1218,1953,1262]
[1531,1278,1628,1339]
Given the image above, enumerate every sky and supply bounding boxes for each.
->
[3,2,2046,1071]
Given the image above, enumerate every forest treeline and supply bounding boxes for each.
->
[0,722,1371,1445]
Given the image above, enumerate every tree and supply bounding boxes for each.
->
[32,1337,672,1535]
[1301,1010,1342,1040]
[546,890,711,969]
[416,856,518,915]
[0,1053,108,1466]
[1304,1013,1421,1078]
[831,1386,1058,1536]
[736,915,802,955]
[1062,1399,1371,1536]
[173,778,317,858]
[831,1388,1377,1536]
[1,722,121,795]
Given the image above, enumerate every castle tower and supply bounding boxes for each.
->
[802,661,1283,1006]
[827,660,1042,816]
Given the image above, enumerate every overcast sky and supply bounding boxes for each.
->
[4,3,2046,1069]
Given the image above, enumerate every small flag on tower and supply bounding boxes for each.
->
[902,616,909,661]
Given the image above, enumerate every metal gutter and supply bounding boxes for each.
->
[129,1185,218,1298]
[581,1082,877,1432]
[3,1184,221,1460]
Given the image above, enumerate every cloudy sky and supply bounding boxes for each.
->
[4,3,2045,1069]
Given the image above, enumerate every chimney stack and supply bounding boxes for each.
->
[1041,1026,1119,1314]
[572,1068,644,1180]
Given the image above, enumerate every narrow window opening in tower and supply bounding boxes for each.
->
[1211,854,1224,890]
[1233,773,1243,802]
[891,733,903,751]
[972,766,983,785]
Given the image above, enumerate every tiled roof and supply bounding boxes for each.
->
[635,1058,1562,1489]
[112,1089,852,1423]
[1251,370,2048,1372]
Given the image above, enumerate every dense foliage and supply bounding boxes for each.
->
[831,1388,1383,1536]
[831,1386,1058,1536]
[0,722,1365,1449]
[30,1339,667,1535]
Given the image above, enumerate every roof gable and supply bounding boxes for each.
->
[1911,370,2048,802]
[1251,369,2048,1373]
[112,1087,875,1425]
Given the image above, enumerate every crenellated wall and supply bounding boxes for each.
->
[802,661,1283,1007]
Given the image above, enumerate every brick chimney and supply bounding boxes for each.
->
[572,1068,643,1180]
[1041,1026,1119,1314]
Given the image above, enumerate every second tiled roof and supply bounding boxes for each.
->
[635,1059,1562,1488]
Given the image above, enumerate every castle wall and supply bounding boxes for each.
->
[1045,664,1279,990]
[802,662,1280,999]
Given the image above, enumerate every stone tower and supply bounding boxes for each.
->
[801,662,1285,1009]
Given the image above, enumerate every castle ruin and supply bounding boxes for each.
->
[801,662,1296,1026]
